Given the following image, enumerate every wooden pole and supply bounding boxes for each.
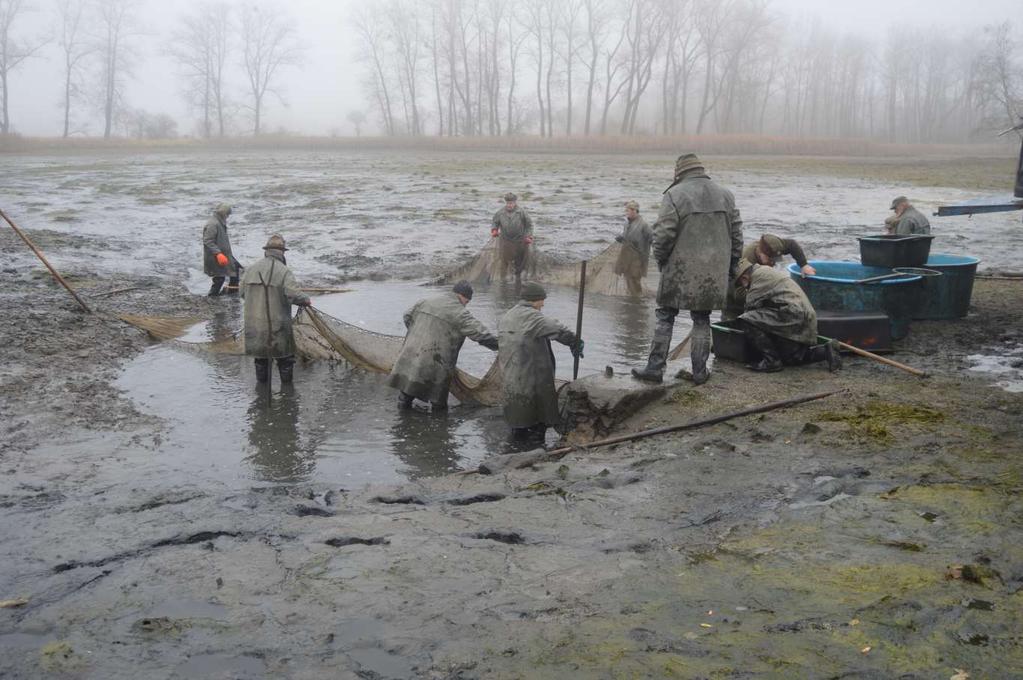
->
[832,339,927,378]
[573,260,587,379]
[1,208,92,313]
[468,389,843,474]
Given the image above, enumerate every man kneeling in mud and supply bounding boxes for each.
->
[491,192,534,285]
[498,282,583,443]
[240,235,311,384]
[389,281,498,412]
[733,258,842,374]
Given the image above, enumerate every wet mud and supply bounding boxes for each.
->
[1,151,1022,678]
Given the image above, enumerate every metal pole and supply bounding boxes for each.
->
[573,260,587,379]
[1,208,92,313]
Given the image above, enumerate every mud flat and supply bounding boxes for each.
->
[1,152,1022,677]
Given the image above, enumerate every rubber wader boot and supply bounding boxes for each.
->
[744,323,784,373]
[431,396,449,412]
[632,308,675,383]
[254,358,270,383]
[225,275,240,295]
[277,356,295,383]
[397,391,414,409]
[208,276,225,297]
[808,340,843,372]
[689,314,712,385]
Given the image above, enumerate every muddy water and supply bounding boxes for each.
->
[1,151,1019,284]
[116,281,666,486]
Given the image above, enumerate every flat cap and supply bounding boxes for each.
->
[503,192,518,202]
[452,280,474,300]
[520,281,547,301]
[735,257,756,279]
[263,234,288,251]
[624,200,640,211]
[759,234,785,257]
[890,196,908,210]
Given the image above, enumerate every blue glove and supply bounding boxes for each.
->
[572,339,585,359]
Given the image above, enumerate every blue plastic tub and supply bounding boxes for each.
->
[914,254,979,320]
[787,261,922,340]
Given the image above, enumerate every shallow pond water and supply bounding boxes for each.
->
[116,280,675,487]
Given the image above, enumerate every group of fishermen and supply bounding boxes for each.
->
[201,153,926,441]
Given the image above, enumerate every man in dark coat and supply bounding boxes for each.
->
[388,281,498,411]
[491,192,534,284]
[203,203,241,297]
[723,233,815,320]
[240,235,311,384]
[497,282,583,442]
[734,258,841,373]
[632,153,743,385]
[886,196,931,235]
[613,200,653,295]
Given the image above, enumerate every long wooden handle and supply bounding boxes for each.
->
[836,340,927,377]
[1,208,92,313]
[573,260,587,379]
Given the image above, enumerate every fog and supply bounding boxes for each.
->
[1,0,1020,139]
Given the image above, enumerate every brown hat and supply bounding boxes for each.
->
[624,200,640,211]
[890,196,908,210]
[674,153,704,179]
[520,281,547,301]
[759,234,784,257]
[503,192,518,202]
[263,234,289,251]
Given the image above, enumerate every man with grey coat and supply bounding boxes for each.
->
[886,196,931,235]
[240,235,311,384]
[498,282,583,442]
[388,281,498,411]
[203,203,241,297]
[613,200,654,295]
[632,154,743,385]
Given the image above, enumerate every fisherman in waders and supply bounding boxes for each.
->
[203,203,241,297]
[632,153,743,385]
[491,192,534,285]
[388,280,499,412]
[733,258,842,373]
[498,282,583,443]
[613,200,653,296]
[885,196,931,235]
[723,233,816,320]
[240,235,311,384]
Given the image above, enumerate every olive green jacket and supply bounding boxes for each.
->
[240,252,310,358]
[492,207,534,241]
[387,293,498,403]
[202,213,237,277]
[653,172,743,311]
[498,302,577,429]
[740,265,818,346]
[894,206,931,235]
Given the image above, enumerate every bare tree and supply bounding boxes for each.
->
[352,4,396,136]
[239,3,301,135]
[346,109,366,136]
[54,0,90,138]
[557,0,582,135]
[974,21,1022,128]
[0,0,46,134]
[168,2,232,138]
[95,0,135,139]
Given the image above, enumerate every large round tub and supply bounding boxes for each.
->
[914,254,980,320]
[787,261,922,340]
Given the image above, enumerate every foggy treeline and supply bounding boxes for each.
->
[353,0,1023,143]
[0,0,1020,142]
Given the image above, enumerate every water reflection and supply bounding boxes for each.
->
[608,294,654,364]
[245,384,314,483]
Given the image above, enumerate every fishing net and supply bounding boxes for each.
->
[436,240,651,297]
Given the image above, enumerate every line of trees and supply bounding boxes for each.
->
[353,0,1023,142]
[0,0,302,138]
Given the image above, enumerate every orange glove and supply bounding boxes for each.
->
[216,253,229,267]
[524,235,534,245]
[490,227,499,238]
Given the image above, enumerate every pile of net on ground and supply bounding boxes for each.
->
[435,239,650,298]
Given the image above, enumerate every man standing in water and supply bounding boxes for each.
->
[203,203,240,297]
[491,192,534,285]
[613,200,653,295]
[240,235,311,385]
[885,196,931,235]
[632,153,743,385]
[388,280,499,412]
[498,282,583,443]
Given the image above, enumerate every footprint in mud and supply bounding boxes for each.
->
[788,470,895,509]
[472,531,526,545]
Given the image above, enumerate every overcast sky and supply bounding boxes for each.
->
[5,0,1019,137]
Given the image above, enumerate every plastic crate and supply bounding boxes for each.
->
[858,235,934,268]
